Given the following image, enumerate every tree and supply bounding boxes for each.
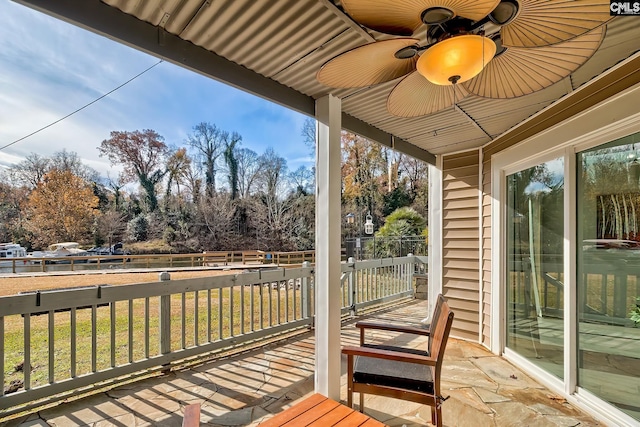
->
[127,215,149,242]
[248,148,294,249]
[236,148,260,198]
[289,165,314,196]
[95,210,127,248]
[187,122,240,197]
[0,175,29,245]
[376,207,426,237]
[50,149,99,182]
[372,207,426,257]
[98,129,169,212]
[106,174,127,212]
[165,147,192,206]
[195,193,236,249]
[398,155,429,218]
[341,131,386,228]
[25,169,99,248]
[9,153,51,188]
[257,148,288,198]
[223,136,241,200]
[301,117,316,156]
[382,186,413,216]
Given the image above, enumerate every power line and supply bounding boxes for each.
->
[0,59,163,152]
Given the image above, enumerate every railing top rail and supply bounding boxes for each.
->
[272,250,315,254]
[0,265,313,317]
[340,255,421,272]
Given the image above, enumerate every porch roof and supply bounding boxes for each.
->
[15,0,640,163]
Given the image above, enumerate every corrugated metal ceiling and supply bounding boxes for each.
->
[103,0,639,157]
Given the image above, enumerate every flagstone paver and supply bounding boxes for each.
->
[2,300,603,426]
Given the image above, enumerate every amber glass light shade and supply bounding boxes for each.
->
[417,35,496,86]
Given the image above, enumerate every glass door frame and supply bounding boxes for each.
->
[490,83,640,427]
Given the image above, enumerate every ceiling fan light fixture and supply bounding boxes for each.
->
[417,35,496,86]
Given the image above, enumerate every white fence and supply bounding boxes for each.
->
[0,256,426,416]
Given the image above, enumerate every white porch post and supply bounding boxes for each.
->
[314,94,342,399]
[428,159,443,315]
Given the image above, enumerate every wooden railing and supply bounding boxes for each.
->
[0,256,426,417]
[1,251,321,274]
[510,253,640,325]
[339,255,423,316]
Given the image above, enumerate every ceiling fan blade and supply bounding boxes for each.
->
[341,0,500,36]
[501,0,612,48]
[464,26,605,98]
[387,71,469,117]
[317,39,419,88]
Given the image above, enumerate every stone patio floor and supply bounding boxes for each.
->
[3,300,602,426]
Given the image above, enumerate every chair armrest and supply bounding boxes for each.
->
[356,321,431,336]
[342,345,436,366]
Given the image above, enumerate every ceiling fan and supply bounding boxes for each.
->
[317,0,611,118]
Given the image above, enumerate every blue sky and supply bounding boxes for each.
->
[0,0,313,179]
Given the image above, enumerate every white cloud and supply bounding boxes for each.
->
[0,0,313,183]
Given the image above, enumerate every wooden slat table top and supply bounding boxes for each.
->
[259,393,387,427]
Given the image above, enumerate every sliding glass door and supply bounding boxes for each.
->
[503,134,640,422]
[577,135,640,421]
[506,158,564,379]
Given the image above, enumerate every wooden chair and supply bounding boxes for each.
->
[342,295,454,427]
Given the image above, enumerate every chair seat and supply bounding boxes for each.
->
[353,352,434,394]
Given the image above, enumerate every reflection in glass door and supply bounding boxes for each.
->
[506,159,564,379]
[577,135,640,421]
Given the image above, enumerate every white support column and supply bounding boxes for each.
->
[314,94,342,399]
[428,158,443,315]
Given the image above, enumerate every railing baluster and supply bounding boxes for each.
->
[240,284,245,335]
[394,264,399,295]
[386,265,390,296]
[110,302,116,367]
[129,300,134,363]
[48,310,54,383]
[207,289,212,342]
[259,284,264,329]
[229,285,234,337]
[293,279,297,321]
[354,269,359,307]
[374,267,378,300]
[218,289,223,339]
[601,274,607,315]
[374,266,378,299]
[302,262,310,319]
[384,266,388,297]
[277,282,281,325]
[0,317,4,397]
[194,291,199,346]
[24,314,31,390]
[181,293,186,349]
[250,284,255,331]
[285,280,289,323]
[269,283,273,327]
[363,269,368,302]
[71,308,76,377]
[144,297,150,359]
[91,305,97,372]
[368,268,372,302]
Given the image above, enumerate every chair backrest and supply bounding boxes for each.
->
[430,297,454,392]
[427,294,446,355]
